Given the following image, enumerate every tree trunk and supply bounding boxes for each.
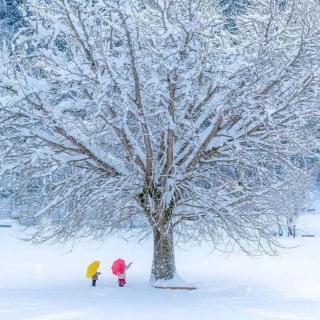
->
[151,223,176,282]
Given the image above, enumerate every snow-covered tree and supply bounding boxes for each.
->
[1,0,320,282]
[267,166,317,237]
[218,0,248,15]
[0,0,22,45]
[217,0,248,31]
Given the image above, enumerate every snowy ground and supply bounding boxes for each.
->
[1,215,320,320]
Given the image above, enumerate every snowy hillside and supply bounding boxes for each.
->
[1,213,320,320]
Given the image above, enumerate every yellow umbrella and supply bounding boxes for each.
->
[86,260,101,278]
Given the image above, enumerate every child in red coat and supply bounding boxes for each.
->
[112,259,132,287]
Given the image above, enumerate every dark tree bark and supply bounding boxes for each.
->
[151,222,176,282]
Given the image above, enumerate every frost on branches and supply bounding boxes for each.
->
[1,0,320,281]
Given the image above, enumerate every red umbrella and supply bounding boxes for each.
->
[112,259,126,275]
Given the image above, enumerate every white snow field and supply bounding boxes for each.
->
[1,215,320,320]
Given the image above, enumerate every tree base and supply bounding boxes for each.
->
[151,274,196,290]
[154,285,197,290]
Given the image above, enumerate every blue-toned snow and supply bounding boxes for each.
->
[1,210,320,319]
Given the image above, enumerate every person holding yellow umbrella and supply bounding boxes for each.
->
[86,260,101,287]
